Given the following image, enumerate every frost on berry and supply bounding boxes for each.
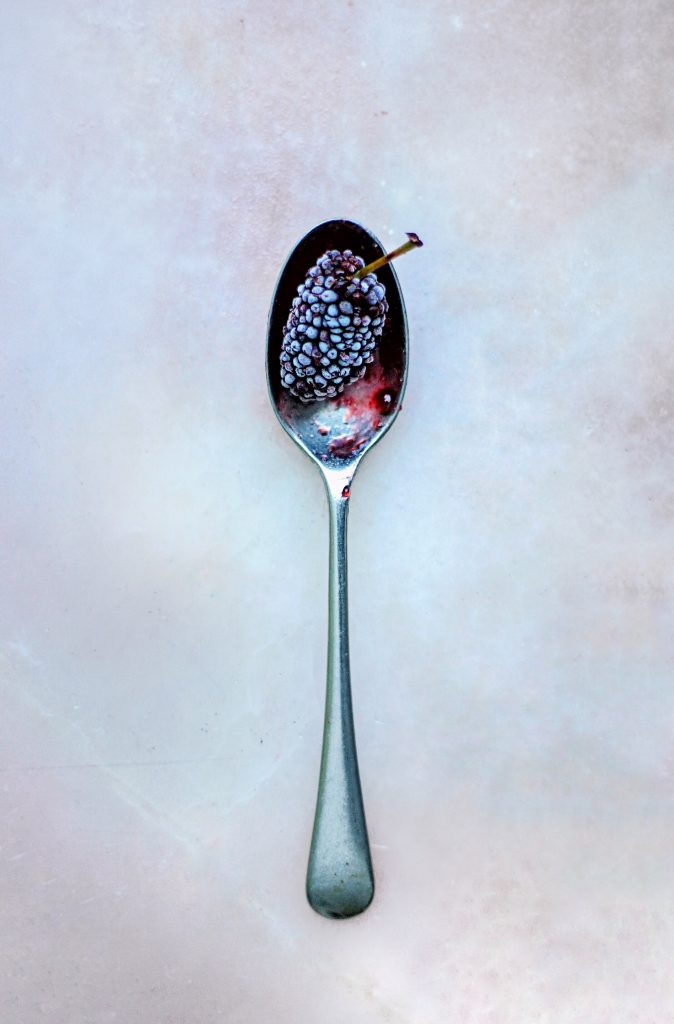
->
[280,249,388,403]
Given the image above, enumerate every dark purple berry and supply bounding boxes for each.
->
[280,249,388,403]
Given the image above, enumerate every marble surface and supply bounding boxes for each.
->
[2,1,674,1020]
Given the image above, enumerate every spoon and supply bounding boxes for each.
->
[266,219,414,918]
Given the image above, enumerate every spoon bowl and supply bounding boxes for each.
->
[267,219,409,475]
[266,219,410,918]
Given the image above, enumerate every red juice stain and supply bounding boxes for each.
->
[328,434,367,457]
[369,388,395,416]
[341,485,350,499]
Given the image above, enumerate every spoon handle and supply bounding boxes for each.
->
[306,475,375,918]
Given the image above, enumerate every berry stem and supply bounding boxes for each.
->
[353,232,423,280]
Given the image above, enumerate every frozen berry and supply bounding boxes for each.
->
[280,251,388,403]
[280,233,423,404]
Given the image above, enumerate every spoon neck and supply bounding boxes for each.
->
[321,465,356,502]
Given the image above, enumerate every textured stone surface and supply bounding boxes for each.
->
[2,1,674,1021]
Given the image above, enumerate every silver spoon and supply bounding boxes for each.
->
[266,219,415,918]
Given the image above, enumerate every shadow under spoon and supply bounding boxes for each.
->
[266,219,409,918]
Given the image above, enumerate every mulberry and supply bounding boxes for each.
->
[280,249,389,403]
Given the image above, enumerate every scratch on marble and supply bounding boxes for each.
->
[238,895,297,953]
[0,757,235,774]
[1,641,303,857]
[222,742,303,817]
[1,646,202,852]
[340,971,411,1023]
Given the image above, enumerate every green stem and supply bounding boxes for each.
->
[353,232,423,280]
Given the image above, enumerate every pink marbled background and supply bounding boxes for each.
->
[2,1,674,1021]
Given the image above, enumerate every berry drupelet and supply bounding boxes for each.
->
[280,233,422,404]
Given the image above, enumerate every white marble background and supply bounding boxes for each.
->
[2,1,674,1021]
